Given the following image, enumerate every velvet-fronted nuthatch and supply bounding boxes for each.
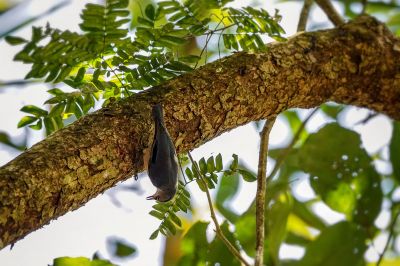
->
[146,104,178,202]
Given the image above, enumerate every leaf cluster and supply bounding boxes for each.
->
[149,153,257,239]
[6,0,284,135]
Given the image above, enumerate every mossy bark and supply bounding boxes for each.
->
[0,15,399,249]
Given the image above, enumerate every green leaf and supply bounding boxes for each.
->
[17,116,38,128]
[179,55,200,63]
[29,119,43,130]
[137,17,154,27]
[235,211,256,257]
[168,211,182,227]
[0,132,26,151]
[320,103,344,119]
[230,154,238,171]
[268,198,291,264]
[178,221,209,265]
[283,110,308,142]
[48,102,66,117]
[215,173,239,222]
[55,65,73,83]
[74,67,86,83]
[215,153,223,171]
[145,4,155,20]
[149,210,164,220]
[163,218,176,234]
[48,88,65,96]
[149,229,159,240]
[185,167,194,180]
[199,158,207,175]
[208,221,240,266]
[297,221,367,266]
[390,121,400,182]
[53,256,115,266]
[297,123,382,225]
[5,36,27,45]
[20,105,48,117]
[291,199,326,231]
[238,168,257,182]
[108,238,137,258]
[207,156,215,173]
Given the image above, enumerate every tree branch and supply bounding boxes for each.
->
[315,0,345,26]
[255,117,276,266]
[187,152,250,266]
[297,0,314,32]
[1,15,399,249]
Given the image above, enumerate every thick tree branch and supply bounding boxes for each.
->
[0,15,399,249]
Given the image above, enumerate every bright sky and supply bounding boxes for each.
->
[0,0,394,265]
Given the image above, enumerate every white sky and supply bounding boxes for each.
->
[0,0,394,265]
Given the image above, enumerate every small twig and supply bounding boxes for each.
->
[103,59,131,96]
[255,116,276,266]
[194,18,225,69]
[354,112,378,125]
[187,152,250,266]
[267,108,319,182]
[315,0,345,26]
[177,155,188,184]
[0,80,40,87]
[361,0,367,14]
[376,209,400,265]
[297,0,314,32]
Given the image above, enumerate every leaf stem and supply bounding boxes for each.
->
[187,152,250,266]
[255,116,276,266]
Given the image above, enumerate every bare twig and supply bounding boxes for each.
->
[361,0,367,14]
[315,0,345,26]
[297,0,314,32]
[267,108,319,182]
[377,209,400,265]
[187,152,250,266]
[255,117,276,266]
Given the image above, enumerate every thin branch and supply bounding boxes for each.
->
[187,152,250,266]
[267,108,319,182]
[103,59,131,96]
[315,0,345,26]
[361,0,367,14]
[377,209,400,265]
[297,0,314,32]
[0,80,41,87]
[255,117,276,266]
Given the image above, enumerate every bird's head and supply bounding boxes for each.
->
[146,187,177,202]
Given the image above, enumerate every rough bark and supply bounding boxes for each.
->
[0,15,399,249]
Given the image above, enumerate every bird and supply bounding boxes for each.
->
[146,104,178,202]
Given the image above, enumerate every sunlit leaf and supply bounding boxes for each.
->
[297,221,367,266]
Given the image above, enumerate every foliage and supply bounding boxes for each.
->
[52,257,116,266]
[6,0,284,135]
[149,153,257,239]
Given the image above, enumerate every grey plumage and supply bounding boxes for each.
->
[147,104,178,202]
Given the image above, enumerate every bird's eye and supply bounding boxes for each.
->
[155,196,160,200]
